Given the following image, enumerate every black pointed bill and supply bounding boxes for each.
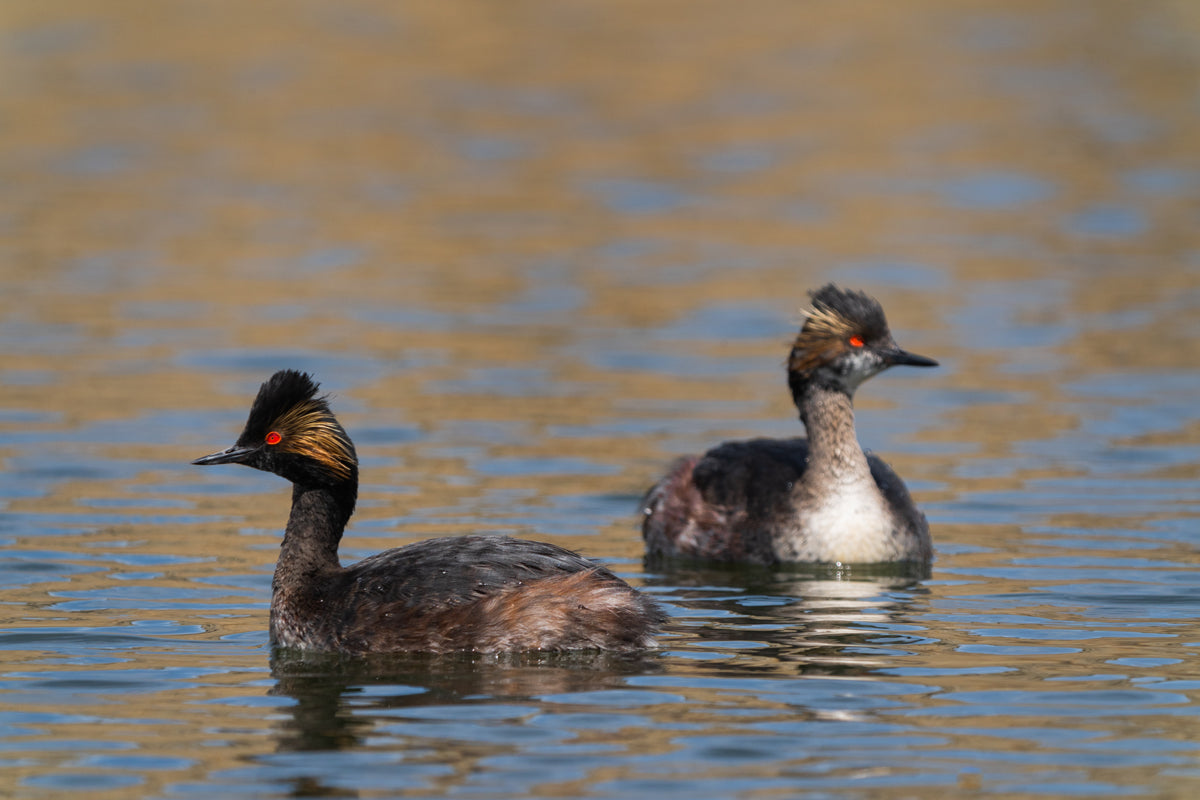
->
[192,445,257,466]
[885,348,938,368]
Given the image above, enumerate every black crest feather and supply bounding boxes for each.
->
[243,370,325,439]
[804,284,889,342]
[237,370,357,483]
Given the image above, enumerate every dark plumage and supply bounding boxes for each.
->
[194,370,664,654]
[642,284,937,566]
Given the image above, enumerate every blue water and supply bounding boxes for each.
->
[4,2,1200,798]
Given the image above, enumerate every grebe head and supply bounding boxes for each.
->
[192,370,358,491]
[788,284,937,400]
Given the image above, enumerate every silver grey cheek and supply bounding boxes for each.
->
[840,349,883,391]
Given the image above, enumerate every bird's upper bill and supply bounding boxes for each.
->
[192,445,256,466]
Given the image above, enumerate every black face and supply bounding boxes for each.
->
[192,370,357,489]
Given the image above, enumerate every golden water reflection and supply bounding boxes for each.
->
[3,0,1200,797]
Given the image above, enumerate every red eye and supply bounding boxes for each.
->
[848,336,864,348]
[265,431,282,446]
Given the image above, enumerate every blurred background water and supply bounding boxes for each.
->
[3,1,1200,797]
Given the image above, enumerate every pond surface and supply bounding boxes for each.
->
[3,1,1200,798]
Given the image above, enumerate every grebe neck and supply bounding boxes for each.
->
[798,383,872,487]
[277,482,354,579]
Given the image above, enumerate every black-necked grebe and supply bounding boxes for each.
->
[642,284,938,566]
[193,370,663,654]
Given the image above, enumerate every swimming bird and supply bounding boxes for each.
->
[194,370,664,654]
[642,284,937,566]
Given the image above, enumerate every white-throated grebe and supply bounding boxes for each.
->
[642,284,937,566]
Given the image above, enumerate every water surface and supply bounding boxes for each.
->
[3,1,1200,798]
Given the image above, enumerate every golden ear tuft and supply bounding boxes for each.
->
[800,300,855,340]
[789,299,859,377]
[272,400,356,481]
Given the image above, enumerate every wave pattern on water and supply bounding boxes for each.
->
[3,1,1200,798]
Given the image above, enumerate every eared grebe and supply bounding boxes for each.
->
[642,284,938,566]
[193,370,663,654]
